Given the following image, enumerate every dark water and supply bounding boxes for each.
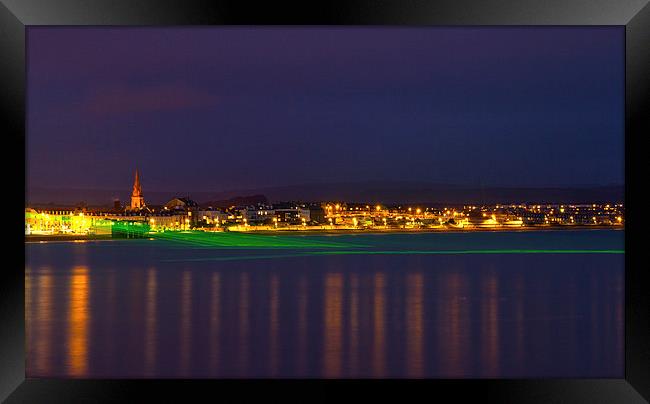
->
[25,230,624,378]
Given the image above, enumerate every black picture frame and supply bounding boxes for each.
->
[2,0,648,402]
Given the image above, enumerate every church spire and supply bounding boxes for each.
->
[133,169,142,196]
[130,169,145,210]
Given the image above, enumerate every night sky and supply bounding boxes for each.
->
[27,27,624,196]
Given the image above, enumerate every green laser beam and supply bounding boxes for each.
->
[150,230,369,248]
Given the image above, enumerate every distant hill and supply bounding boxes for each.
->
[205,182,624,205]
[27,182,624,207]
[201,194,268,208]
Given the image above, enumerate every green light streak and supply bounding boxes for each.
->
[161,249,624,263]
[150,230,368,248]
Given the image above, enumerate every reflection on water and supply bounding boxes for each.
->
[481,271,500,377]
[67,266,89,377]
[179,270,192,377]
[144,268,157,376]
[323,273,343,378]
[209,273,220,376]
[439,272,467,377]
[406,272,423,378]
[269,274,279,376]
[296,275,308,375]
[372,273,386,378]
[238,272,250,376]
[25,239,624,378]
[31,267,53,375]
[348,273,360,377]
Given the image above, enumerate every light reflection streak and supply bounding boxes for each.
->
[372,272,386,377]
[209,273,221,376]
[348,273,360,377]
[238,272,250,376]
[25,268,32,370]
[179,270,192,376]
[614,272,623,372]
[144,268,157,376]
[67,266,89,377]
[34,267,53,376]
[296,275,308,376]
[447,273,464,376]
[590,273,600,369]
[105,269,116,370]
[481,272,499,377]
[323,273,343,378]
[514,272,525,374]
[406,272,424,378]
[269,274,279,376]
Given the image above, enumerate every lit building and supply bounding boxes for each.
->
[130,169,145,210]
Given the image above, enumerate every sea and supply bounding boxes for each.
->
[25,229,624,378]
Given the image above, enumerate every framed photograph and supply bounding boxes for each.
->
[2,0,648,402]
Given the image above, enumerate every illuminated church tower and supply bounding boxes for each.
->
[130,169,145,210]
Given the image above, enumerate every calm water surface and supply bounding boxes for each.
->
[25,230,624,378]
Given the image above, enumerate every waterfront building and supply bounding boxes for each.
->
[196,208,230,226]
[147,214,187,231]
[239,205,275,223]
[308,205,326,224]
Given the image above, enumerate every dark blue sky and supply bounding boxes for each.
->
[27,27,624,193]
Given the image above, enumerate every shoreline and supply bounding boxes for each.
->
[25,234,115,243]
[25,225,623,243]
[233,225,623,236]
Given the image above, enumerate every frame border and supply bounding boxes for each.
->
[2,0,648,402]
